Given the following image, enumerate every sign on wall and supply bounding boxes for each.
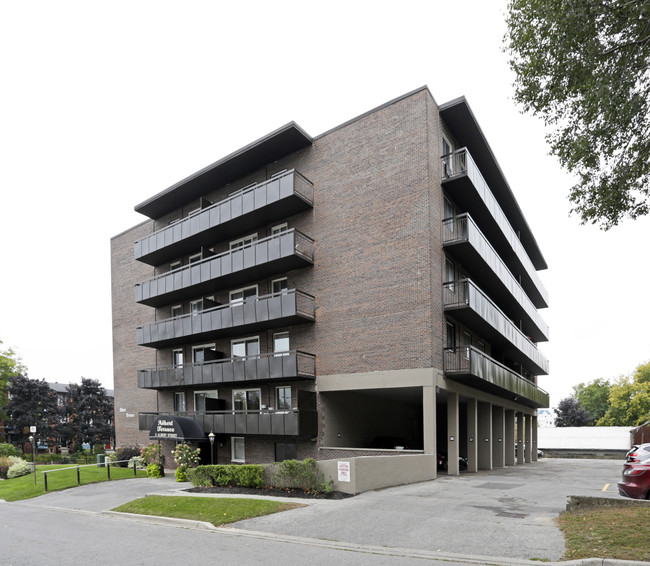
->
[337,461,350,482]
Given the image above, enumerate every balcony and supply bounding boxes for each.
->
[134,170,314,266]
[137,290,315,348]
[139,390,317,439]
[444,347,549,408]
[137,350,316,389]
[442,149,548,308]
[443,214,549,343]
[135,229,314,307]
[443,279,548,375]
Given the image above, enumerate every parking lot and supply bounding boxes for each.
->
[233,458,624,562]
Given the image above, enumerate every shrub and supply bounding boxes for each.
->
[175,467,187,482]
[146,463,163,478]
[187,465,264,488]
[172,444,200,482]
[141,444,162,466]
[273,458,333,493]
[7,459,32,479]
[112,446,141,467]
[0,443,17,458]
[128,456,146,470]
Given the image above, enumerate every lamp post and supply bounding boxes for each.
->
[28,435,36,485]
[208,431,215,465]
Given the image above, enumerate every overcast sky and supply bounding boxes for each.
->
[1,1,648,407]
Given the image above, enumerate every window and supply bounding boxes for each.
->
[461,331,472,360]
[171,305,182,318]
[188,207,200,217]
[477,340,486,353]
[193,344,216,364]
[271,223,288,235]
[272,278,288,295]
[229,285,258,305]
[233,388,261,411]
[232,437,245,463]
[442,136,453,177]
[446,321,456,349]
[275,442,297,462]
[276,386,291,411]
[170,261,181,272]
[231,337,259,359]
[174,392,186,412]
[189,253,202,264]
[273,332,290,357]
[229,233,258,250]
[194,390,218,412]
[190,299,203,315]
[173,349,184,367]
[445,258,455,293]
[444,198,454,221]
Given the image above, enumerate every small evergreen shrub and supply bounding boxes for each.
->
[175,467,187,482]
[273,458,333,493]
[146,463,163,478]
[7,459,32,479]
[0,443,17,458]
[187,465,264,488]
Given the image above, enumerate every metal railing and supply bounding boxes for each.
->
[40,459,143,492]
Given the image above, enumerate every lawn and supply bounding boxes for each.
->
[557,504,650,562]
[0,464,147,502]
[113,495,303,526]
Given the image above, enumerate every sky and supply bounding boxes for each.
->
[1,1,649,407]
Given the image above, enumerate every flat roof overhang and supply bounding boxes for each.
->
[135,122,313,219]
[439,97,547,271]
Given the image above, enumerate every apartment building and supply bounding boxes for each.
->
[111,87,549,476]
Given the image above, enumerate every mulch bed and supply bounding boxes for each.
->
[185,485,353,500]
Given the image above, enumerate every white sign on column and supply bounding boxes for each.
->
[337,461,350,482]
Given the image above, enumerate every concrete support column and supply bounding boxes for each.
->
[492,405,505,468]
[516,412,525,465]
[531,415,538,462]
[524,414,533,463]
[505,410,515,466]
[477,401,492,470]
[447,392,460,476]
[466,397,478,473]
[423,385,437,462]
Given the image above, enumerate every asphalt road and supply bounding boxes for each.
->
[1,458,638,566]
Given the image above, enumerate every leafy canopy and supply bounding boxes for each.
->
[572,378,612,425]
[0,341,27,419]
[598,361,650,426]
[62,378,114,451]
[6,375,60,445]
[504,0,650,229]
[554,396,592,426]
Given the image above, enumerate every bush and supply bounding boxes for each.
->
[112,446,142,467]
[187,465,264,488]
[146,463,163,478]
[141,444,162,466]
[175,467,187,482]
[0,443,17,458]
[273,458,333,493]
[7,458,32,479]
[128,456,146,470]
[172,444,200,482]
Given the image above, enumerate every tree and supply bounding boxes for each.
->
[6,374,59,447]
[504,0,650,229]
[63,378,114,453]
[598,361,650,426]
[0,341,27,428]
[572,378,612,425]
[554,397,592,427]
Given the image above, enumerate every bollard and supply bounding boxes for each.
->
[133,459,137,477]
[44,472,48,492]
[76,466,80,486]
[106,462,111,480]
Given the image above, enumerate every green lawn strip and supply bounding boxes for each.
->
[0,465,147,502]
[557,505,650,562]
[113,495,304,527]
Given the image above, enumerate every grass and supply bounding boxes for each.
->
[0,464,147,501]
[557,505,650,562]
[113,495,303,526]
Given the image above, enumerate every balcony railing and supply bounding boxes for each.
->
[134,169,314,266]
[136,290,315,348]
[443,214,549,343]
[137,350,316,389]
[443,279,549,375]
[135,229,314,307]
[442,148,548,308]
[139,391,317,438]
[443,346,549,408]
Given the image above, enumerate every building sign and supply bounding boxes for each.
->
[152,417,181,440]
[148,415,206,441]
[337,461,351,482]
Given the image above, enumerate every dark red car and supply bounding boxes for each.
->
[618,452,650,500]
[626,442,650,462]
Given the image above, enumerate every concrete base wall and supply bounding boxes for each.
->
[318,454,436,494]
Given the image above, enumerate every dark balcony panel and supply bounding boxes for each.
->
[135,230,314,308]
[443,347,549,409]
[443,215,549,343]
[134,169,314,265]
[137,351,316,389]
[442,149,548,308]
[443,279,549,376]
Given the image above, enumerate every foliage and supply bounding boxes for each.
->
[554,397,592,427]
[6,374,60,446]
[572,378,612,425]
[273,458,333,493]
[0,341,27,428]
[175,467,187,482]
[0,455,22,477]
[186,465,264,488]
[557,504,650,562]
[7,458,32,479]
[128,456,146,470]
[599,361,650,426]
[172,444,200,482]
[0,442,17,457]
[504,0,650,229]
[113,496,301,528]
[146,463,163,478]
[140,443,162,465]
[61,378,114,454]
[111,446,142,467]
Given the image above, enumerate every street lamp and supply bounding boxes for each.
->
[208,431,215,465]
[28,435,36,485]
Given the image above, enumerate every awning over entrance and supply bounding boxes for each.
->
[149,415,206,441]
